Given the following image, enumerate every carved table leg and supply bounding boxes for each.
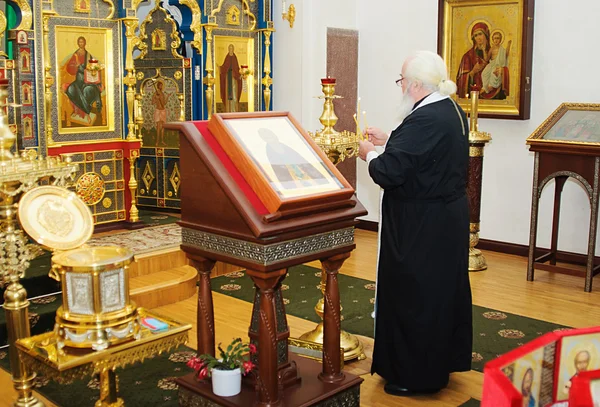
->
[586,169,600,293]
[188,255,216,357]
[549,176,568,265]
[319,252,350,384]
[247,270,286,407]
[95,364,123,407]
[527,153,540,282]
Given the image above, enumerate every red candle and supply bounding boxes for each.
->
[321,77,336,84]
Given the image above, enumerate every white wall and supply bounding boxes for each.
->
[273,0,358,131]
[273,0,600,254]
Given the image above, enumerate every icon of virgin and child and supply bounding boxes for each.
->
[456,21,512,100]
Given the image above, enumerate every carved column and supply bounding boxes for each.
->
[467,90,492,271]
[319,252,350,383]
[123,18,140,141]
[203,25,217,118]
[261,30,273,111]
[42,11,56,146]
[127,150,140,223]
[189,255,216,357]
[246,269,285,407]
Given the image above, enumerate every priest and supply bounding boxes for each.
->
[358,50,473,396]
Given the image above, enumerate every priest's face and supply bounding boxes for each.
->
[397,63,415,121]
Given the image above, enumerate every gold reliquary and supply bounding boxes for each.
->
[18,186,140,351]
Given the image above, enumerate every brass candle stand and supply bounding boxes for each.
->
[467,90,492,271]
[303,78,365,361]
[309,78,362,166]
[0,81,78,407]
[298,264,366,361]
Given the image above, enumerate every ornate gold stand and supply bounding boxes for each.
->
[0,80,77,407]
[299,263,365,362]
[467,90,492,271]
[309,78,362,165]
[301,78,365,361]
[16,310,190,407]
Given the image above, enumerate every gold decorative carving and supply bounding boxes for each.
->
[136,71,144,81]
[102,197,112,208]
[138,3,183,60]
[203,25,217,117]
[123,17,143,141]
[101,165,111,176]
[103,0,116,19]
[261,30,273,111]
[76,172,106,206]
[282,4,296,28]
[174,71,182,80]
[0,11,7,44]
[43,11,57,145]
[128,155,139,222]
[169,163,181,195]
[226,5,241,25]
[132,0,145,10]
[178,0,203,53]
[37,199,74,237]
[211,0,257,30]
[14,0,32,31]
[142,161,155,191]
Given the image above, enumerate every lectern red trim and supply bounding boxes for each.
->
[193,121,269,215]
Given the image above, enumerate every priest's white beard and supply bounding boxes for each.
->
[396,88,416,122]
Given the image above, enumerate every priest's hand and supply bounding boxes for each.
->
[359,140,375,161]
[364,127,388,146]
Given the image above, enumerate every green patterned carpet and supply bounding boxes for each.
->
[0,258,568,406]
[0,345,193,407]
[211,265,570,373]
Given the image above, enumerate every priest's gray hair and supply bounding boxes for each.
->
[404,51,457,96]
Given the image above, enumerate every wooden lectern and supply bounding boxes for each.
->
[167,111,367,406]
[526,103,600,292]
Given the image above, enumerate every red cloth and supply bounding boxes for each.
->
[193,121,269,215]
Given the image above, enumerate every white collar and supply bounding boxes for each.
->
[409,92,448,116]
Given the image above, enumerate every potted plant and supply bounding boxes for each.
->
[187,338,256,397]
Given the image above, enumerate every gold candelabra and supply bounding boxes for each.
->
[309,78,363,166]
[467,90,492,271]
[0,79,78,407]
[302,77,365,361]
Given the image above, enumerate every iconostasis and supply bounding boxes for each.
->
[0,0,274,225]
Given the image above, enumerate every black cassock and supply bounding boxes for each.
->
[369,97,473,390]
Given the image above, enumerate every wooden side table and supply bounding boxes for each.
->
[526,103,600,292]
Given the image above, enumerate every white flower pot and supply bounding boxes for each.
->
[211,367,242,397]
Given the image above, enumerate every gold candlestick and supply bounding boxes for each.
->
[302,78,365,361]
[309,78,361,165]
[467,90,492,271]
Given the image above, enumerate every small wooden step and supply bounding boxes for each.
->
[129,248,188,278]
[130,265,198,309]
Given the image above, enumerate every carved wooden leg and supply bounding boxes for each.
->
[247,269,285,407]
[319,252,350,383]
[188,255,216,357]
[527,153,540,282]
[549,176,567,265]
[586,176,600,292]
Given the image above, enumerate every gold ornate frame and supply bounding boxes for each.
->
[438,0,535,120]
[527,103,600,147]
